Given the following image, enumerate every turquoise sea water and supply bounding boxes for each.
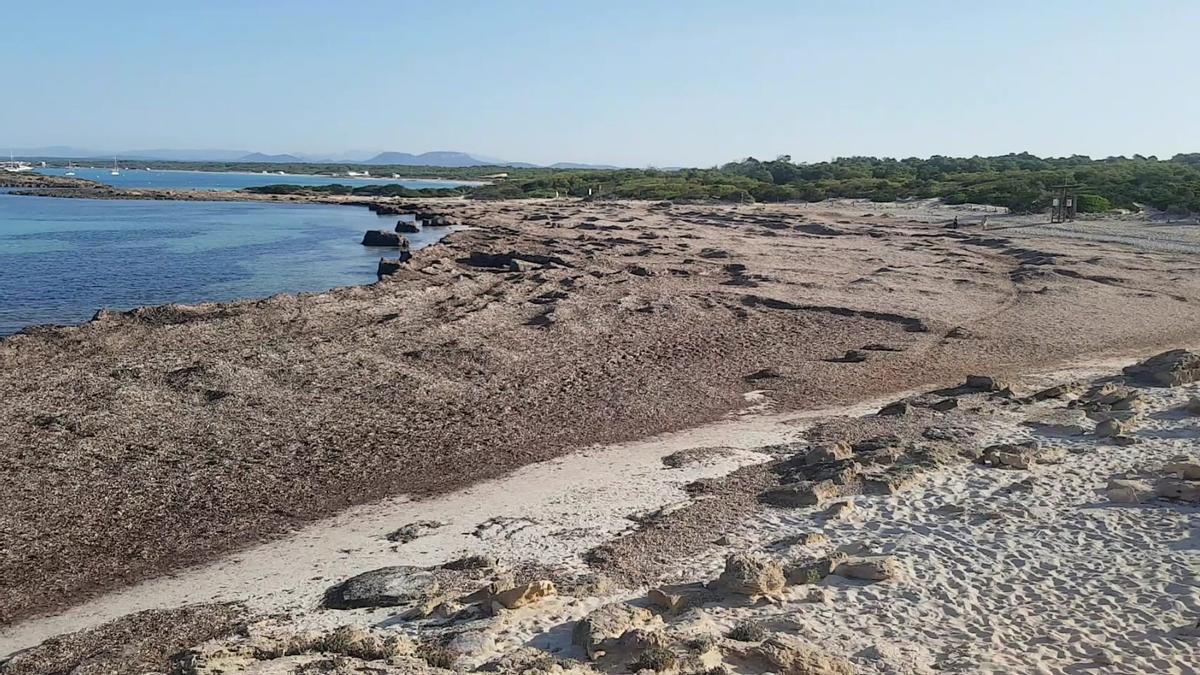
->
[0,192,444,336]
[37,167,475,191]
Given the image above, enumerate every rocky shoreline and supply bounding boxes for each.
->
[0,171,416,207]
[2,197,1200,673]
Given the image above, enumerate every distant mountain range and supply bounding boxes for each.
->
[6,146,624,169]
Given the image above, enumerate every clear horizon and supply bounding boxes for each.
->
[4,0,1197,167]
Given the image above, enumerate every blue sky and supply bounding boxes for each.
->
[3,0,1196,166]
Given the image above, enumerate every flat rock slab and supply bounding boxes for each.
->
[324,565,440,609]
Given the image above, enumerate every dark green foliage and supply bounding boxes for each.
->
[73,153,1200,213]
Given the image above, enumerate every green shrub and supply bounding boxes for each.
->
[1076,194,1112,212]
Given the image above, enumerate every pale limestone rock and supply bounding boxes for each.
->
[572,603,657,660]
[834,555,902,581]
[490,580,557,610]
[746,636,855,675]
[760,480,839,507]
[1105,478,1155,504]
[785,553,848,585]
[1123,349,1200,386]
[1162,461,1200,480]
[715,553,786,598]
[1155,477,1200,502]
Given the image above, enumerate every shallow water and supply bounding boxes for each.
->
[0,193,444,336]
[36,167,476,191]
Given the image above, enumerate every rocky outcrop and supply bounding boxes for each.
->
[877,400,912,416]
[362,230,409,247]
[1096,417,1134,438]
[714,553,785,598]
[806,441,853,465]
[1155,478,1200,502]
[423,214,459,227]
[460,250,572,272]
[1123,349,1200,386]
[745,636,855,675]
[1106,478,1155,503]
[490,580,557,610]
[759,480,839,507]
[977,442,1036,470]
[964,374,1008,392]
[1163,461,1200,481]
[170,622,438,675]
[647,582,713,615]
[835,555,901,581]
[323,566,440,610]
[786,553,847,585]
[377,254,412,277]
[572,603,657,660]
[396,219,422,233]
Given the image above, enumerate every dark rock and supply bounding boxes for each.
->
[828,349,868,363]
[878,400,912,416]
[964,375,1007,392]
[745,367,782,381]
[460,250,571,271]
[395,219,421,233]
[861,343,904,352]
[930,398,958,412]
[376,253,412,277]
[362,230,408,247]
[423,214,459,227]
[386,519,444,543]
[324,566,440,609]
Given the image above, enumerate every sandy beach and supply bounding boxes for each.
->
[2,198,1200,673]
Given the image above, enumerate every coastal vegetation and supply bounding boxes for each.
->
[233,153,1200,214]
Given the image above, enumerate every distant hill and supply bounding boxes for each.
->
[363,151,497,167]
[239,152,305,163]
[11,145,631,168]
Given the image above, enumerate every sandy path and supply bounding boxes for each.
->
[0,394,803,656]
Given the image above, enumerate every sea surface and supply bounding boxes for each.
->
[0,192,446,336]
[36,167,476,191]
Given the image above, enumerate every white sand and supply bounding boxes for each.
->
[665,378,1200,674]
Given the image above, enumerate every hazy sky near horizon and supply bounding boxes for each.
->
[3,0,1196,166]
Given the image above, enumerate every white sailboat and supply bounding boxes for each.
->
[2,150,33,173]
[65,161,75,176]
[110,158,121,176]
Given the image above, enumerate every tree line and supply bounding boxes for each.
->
[240,152,1200,213]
